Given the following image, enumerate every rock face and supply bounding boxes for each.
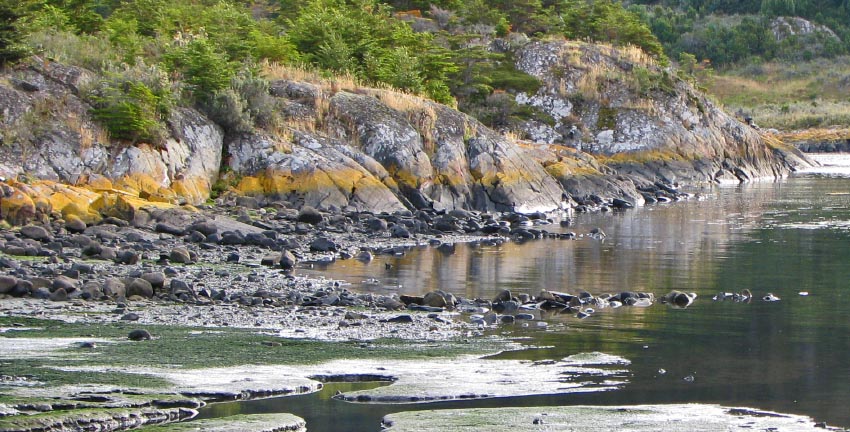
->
[513,40,810,190]
[0,46,811,225]
[0,59,222,215]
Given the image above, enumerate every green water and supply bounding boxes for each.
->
[206,155,850,430]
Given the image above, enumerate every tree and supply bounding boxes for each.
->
[286,0,457,103]
[0,0,29,65]
[761,0,797,16]
[558,0,667,61]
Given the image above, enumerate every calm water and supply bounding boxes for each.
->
[203,154,850,430]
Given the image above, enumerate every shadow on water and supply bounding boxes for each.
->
[201,157,850,430]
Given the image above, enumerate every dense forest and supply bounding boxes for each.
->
[631,0,850,66]
[1,0,848,139]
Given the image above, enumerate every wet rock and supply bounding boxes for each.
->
[612,198,634,209]
[188,220,218,236]
[128,329,152,341]
[261,253,281,267]
[297,207,324,225]
[280,250,297,270]
[310,237,338,252]
[493,300,520,314]
[121,313,140,321]
[365,218,388,232]
[345,311,367,320]
[422,291,447,308]
[385,314,414,324]
[377,296,406,310]
[99,247,118,261]
[391,225,411,239]
[500,315,516,324]
[170,279,194,297]
[155,223,185,236]
[661,291,697,308]
[493,289,513,303]
[11,279,32,297]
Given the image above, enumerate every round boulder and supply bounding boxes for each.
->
[297,206,324,225]
[126,278,154,298]
[141,272,166,290]
[128,329,152,341]
[310,237,337,252]
[0,275,18,294]
[64,215,87,233]
[169,247,193,264]
[20,225,51,241]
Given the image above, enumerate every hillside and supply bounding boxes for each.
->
[0,0,812,226]
[628,0,850,130]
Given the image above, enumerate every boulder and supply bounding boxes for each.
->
[126,278,154,298]
[49,288,68,302]
[128,329,152,341]
[297,206,324,225]
[102,278,126,298]
[1,185,36,225]
[280,250,297,270]
[309,237,337,252]
[141,272,166,290]
[52,275,77,293]
[115,250,140,265]
[169,247,194,264]
[0,275,19,294]
[20,225,51,241]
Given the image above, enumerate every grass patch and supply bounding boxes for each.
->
[599,148,688,164]
[0,317,498,371]
[707,56,850,130]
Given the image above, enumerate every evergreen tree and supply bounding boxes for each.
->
[0,0,28,65]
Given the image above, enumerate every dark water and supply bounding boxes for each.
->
[202,155,850,430]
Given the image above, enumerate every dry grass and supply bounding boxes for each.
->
[707,56,850,131]
[747,100,850,130]
[615,44,656,67]
[771,127,850,142]
[621,98,657,114]
[577,63,618,101]
[261,61,360,94]
[63,113,109,149]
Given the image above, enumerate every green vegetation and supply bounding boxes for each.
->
[704,56,850,129]
[0,316,498,372]
[0,1,28,65]
[624,0,849,129]
[630,0,849,67]
[1,0,666,135]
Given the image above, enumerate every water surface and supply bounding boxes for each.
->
[206,154,850,430]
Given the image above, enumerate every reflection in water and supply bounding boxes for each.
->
[205,156,850,430]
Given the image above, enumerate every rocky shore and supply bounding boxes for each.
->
[0,181,699,339]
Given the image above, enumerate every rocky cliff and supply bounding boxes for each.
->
[0,40,811,226]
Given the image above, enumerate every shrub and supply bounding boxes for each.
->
[87,62,175,144]
[164,37,236,102]
[202,68,280,133]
